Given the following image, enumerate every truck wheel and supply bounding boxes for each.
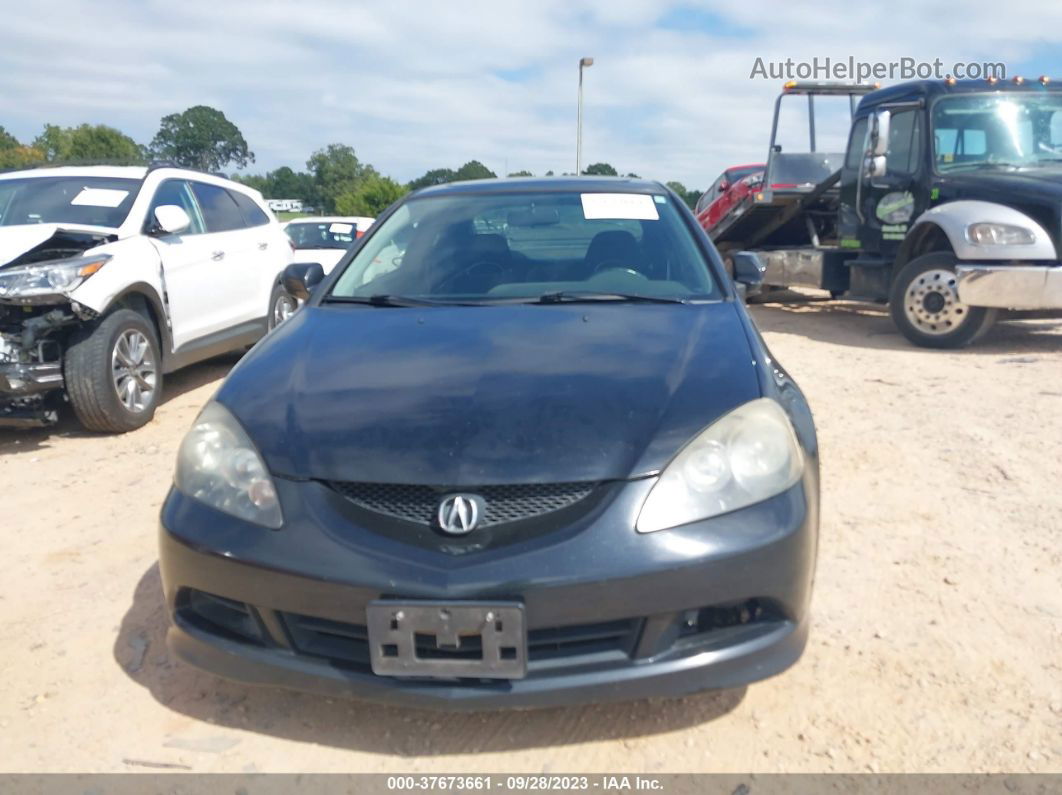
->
[889,253,997,349]
[268,282,299,330]
[64,309,162,433]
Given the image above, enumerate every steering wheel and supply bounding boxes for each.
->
[435,260,507,292]
[591,260,649,279]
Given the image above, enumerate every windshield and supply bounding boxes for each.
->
[329,190,720,302]
[286,220,357,249]
[0,176,140,228]
[933,93,1062,171]
[726,165,764,182]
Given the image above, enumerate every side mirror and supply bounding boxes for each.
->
[282,262,325,301]
[864,155,887,178]
[869,110,891,157]
[731,251,764,286]
[153,205,191,235]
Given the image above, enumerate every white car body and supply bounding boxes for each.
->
[0,165,293,427]
[283,216,374,273]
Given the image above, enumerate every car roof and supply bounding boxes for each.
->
[0,165,148,181]
[412,176,668,197]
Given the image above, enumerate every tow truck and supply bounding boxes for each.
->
[711,78,1062,348]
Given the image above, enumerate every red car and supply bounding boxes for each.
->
[694,164,764,234]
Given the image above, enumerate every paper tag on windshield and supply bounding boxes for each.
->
[71,188,129,208]
[329,222,353,234]
[581,193,659,221]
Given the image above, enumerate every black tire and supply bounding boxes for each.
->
[268,282,299,330]
[889,252,997,349]
[64,309,163,433]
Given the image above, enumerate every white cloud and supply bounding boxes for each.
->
[1,0,1059,189]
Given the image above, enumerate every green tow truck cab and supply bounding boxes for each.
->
[709,78,1062,348]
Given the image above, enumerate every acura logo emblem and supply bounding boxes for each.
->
[437,494,481,535]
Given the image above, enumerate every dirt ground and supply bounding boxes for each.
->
[2,294,1061,774]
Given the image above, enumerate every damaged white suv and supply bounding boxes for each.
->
[0,165,293,432]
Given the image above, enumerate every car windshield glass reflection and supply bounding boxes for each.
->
[286,222,356,249]
[328,191,720,303]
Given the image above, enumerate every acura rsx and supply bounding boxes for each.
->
[158,177,820,709]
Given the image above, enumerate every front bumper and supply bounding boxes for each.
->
[0,361,63,396]
[159,471,818,710]
[956,263,1062,309]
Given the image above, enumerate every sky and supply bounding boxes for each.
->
[2,0,1061,192]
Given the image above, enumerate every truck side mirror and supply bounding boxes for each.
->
[869,110,891,157]
[864,155,887,178]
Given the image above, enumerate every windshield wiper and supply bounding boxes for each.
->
[322,294,474,307]
[534,291,690,305]
[942,161,1025,172]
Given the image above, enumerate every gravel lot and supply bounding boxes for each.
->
[2,295,1060,773]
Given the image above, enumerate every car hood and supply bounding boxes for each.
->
[219,301,762,485]
[0,223,116,268]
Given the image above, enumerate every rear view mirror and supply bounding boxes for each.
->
[718,180,730,194]
[507,208,560,227]
[283,262,325,301]
[153,205,191,235]
[731,251,764,286]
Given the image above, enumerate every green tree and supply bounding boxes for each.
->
[407,168,457,191]
[507,170,533,177]
[665,181,701,210]
[232,173,271,194]
[269,166,309,199]
[150,106,254,172]
[306,144,376,212]
[454,160,496,181]
[33,123,144,164]
[0,145,46,170]
[335,174,408,216]
[583,162,617,176]
[0,126,20,150]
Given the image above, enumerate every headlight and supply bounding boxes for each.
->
[636,398,804,533]
[966,223,1036,246]
[0,254,111,298]
[174,402,283,529]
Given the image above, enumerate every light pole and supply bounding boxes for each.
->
[576,56,594,175]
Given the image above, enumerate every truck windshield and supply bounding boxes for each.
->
[933,93,1062,171]
[0,176,140,228]
[329,190,720,303]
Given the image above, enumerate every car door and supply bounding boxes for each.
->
[230,189,289,310]
[142,178,219,350]
[188,181,260,330]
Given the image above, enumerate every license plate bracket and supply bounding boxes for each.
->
[366,600,527,679]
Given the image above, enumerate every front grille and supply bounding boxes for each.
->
[281,612,641,673]
[326,481,597,528]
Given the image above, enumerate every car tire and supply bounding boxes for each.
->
[64,308,163,433]
[268,282,299,330]
[889,252,997,349]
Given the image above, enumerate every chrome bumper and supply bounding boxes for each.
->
[956,264,1062,310]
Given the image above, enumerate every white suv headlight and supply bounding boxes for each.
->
[636,398,804,533]
[175,402,283,529]
[966,222,1035,246]
[0,254,111,298]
